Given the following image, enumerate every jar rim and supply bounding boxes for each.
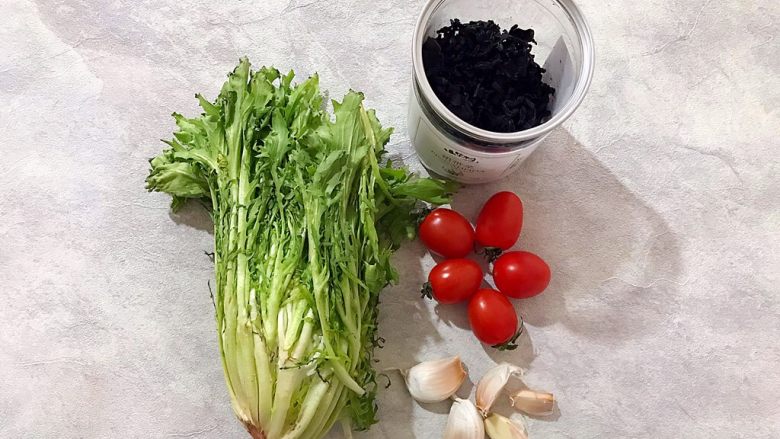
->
[412,0,596,144]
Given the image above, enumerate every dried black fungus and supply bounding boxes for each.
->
[422,19,555,133]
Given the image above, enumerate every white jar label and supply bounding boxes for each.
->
[409,98,544,184]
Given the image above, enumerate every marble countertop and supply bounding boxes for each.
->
[1,0,778,438]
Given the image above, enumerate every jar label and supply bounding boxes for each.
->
[409,101,540,184]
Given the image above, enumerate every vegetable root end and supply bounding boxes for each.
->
[243,422,266,439]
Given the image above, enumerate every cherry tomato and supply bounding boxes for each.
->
[468,289,519,346]
[476,191,523,251]
[422,259,483,304]
[419,208,475,258]
[493,251,551,299]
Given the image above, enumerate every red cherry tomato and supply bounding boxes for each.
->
[476,191,523,251]
[468,289,519,346]
[423,259,483,304]
[493,251,551,299]
[419,208,475,258]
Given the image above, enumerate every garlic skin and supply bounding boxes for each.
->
[402,356,467,403]
[444,398,485,439]
[484,413,528,439]
[476,363,525,415]
[510,388,556,416]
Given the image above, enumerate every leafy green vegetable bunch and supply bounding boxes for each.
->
[146,58,453,439]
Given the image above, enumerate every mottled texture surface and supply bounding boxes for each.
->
[1,0,778,438]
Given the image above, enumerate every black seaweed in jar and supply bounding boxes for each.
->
[422,19,555,133]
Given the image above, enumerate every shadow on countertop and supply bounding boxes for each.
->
[168,199,214,235]
[362,233,448,439]
[450,128,683,361]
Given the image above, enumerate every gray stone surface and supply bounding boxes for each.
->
[1,0,778,438]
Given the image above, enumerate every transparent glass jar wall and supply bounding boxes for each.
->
[409,0,595,184]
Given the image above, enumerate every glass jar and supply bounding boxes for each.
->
[409,0,596,184]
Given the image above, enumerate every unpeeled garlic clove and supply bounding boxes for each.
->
[484,413,528,439]
[444,398,485,439]
[476,363,525,415]
[402,356,466,403]
[510,388,556,416]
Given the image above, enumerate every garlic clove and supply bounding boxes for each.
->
[476,363,525,415]
[402,356,467,404]
[510,388,556,416]
[444,398,485,439]
[484,413,528,439]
